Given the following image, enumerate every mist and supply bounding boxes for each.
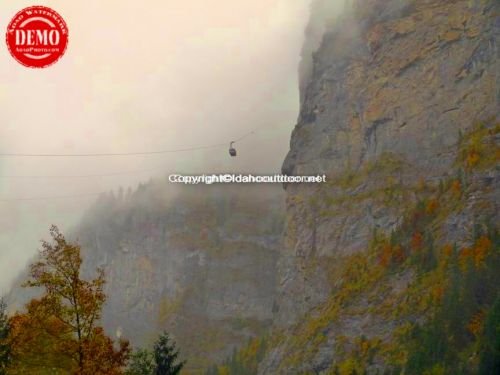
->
[0,0,350,293]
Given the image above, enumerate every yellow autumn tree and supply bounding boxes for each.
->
[7,225,130,374]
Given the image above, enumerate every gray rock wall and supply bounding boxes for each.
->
[278,0,498,328]
[76,183,285,371]
[260,0,499,372]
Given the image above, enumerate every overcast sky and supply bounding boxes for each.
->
[0,0,314,292]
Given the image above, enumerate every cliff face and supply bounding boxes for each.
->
[279,0,497,325]
[75,183,284,372]
[6,1,498,374]
[259,0,499,373]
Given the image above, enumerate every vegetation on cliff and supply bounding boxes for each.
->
[207,121,500,374]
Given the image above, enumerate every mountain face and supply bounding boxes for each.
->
[256,0,499,373]
[6,1,498,374]
[75,183,284,372]
[279,0,497,325]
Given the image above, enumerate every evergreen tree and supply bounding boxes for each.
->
[126,349,155,375]
[479,296,500,375]
[0,298,10,375]
[154,332,185,375]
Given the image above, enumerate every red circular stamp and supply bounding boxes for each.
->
[5,6,69,68]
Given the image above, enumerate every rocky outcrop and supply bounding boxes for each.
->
[260,0,499,373]
[75,183,285,372]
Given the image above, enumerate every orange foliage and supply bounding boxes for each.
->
[442,244,453,258]
[451,180,462,197]
[425,199,439,215]
[7,226,130,374]
[473,236,492,267]
[465,149,480,168]
[439,244,454,268]
[379,243,405,267]
[379,243,392,267]
[467,310,485,337]
[411,232,424,252]
[393,245,406,264]
[458,236,492,271]
[9,309,130,374]
[8,300,76,373]
[359,339,370,357]
[459,247,473,271]
[81,327,131,375]
[431,285,445,303]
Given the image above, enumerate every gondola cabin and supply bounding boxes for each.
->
[229,141,237,157]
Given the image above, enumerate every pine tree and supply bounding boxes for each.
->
[0,298,10,375]
[479,297,500,375]
[154,332,185,375]
[126,349,155,375]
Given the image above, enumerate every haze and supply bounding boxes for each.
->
[0,0,316,292]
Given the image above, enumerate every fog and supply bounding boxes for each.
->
[0,0,338,292]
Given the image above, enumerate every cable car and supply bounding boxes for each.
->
[229,141,237,157]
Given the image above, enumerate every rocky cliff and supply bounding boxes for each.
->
[6,1,499,374]
[75,182,284,373]
[257,0,499,373]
